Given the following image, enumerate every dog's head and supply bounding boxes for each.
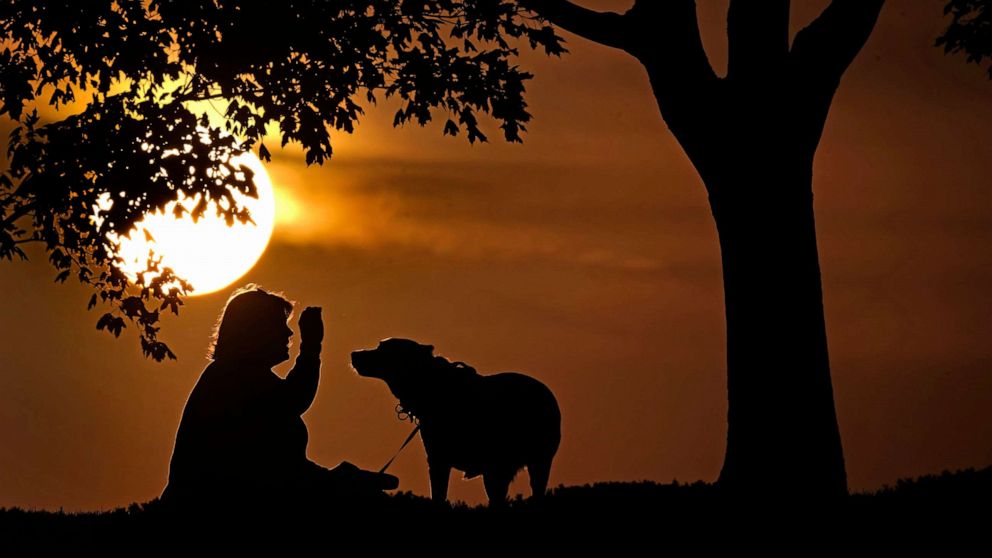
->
[351,338,436,396]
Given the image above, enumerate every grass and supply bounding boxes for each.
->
[1,466,989,554]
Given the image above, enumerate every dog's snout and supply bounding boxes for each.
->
[351,349,372,376]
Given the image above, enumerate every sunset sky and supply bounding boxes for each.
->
[2,1,990,510]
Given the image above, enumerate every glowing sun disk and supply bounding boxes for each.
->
[108,153,276,296]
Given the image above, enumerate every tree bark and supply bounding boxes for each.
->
[707,166,845,498]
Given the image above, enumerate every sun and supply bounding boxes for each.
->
[108,152,276,296]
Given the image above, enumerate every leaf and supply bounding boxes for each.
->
[443,119,459,136]
[96,313,126,338]
[120,297,144,318]
[96,313,113,332]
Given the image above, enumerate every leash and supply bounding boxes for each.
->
[379,424,421,474]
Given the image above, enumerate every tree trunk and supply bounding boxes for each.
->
[638,34,849,497]
[706,162,846,498]
[527,0,884,499]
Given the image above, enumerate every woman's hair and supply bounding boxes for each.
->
[208,284,294,361]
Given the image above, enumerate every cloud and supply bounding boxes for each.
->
[262,154,717,275]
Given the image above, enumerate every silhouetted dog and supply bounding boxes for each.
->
[352,338,561,505]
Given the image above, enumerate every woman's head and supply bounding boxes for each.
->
[209,284,295,364]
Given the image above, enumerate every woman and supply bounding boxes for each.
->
[160,285,398,510]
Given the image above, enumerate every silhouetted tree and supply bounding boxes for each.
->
[522,1,885,498]
[938,0,992,77]
[0,1,564,360]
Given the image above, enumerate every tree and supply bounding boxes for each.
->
[0,1,565,360]
[522,0,885,498]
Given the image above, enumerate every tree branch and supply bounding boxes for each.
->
[791,0,886,85]
[520,0,629,51]
[728,0,791,80]
[2,202,35,228]
[629,1,717,89]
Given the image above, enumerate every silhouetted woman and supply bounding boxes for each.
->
[161,285,397,510]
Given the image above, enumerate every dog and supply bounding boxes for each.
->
[351,338,561,505]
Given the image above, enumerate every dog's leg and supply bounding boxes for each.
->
[428,463,450,503]
[527,456,553,499]
[483,471,512,507]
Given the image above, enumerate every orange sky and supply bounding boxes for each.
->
[1,1,991,510]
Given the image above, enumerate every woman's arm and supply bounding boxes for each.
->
[283,306,323,415]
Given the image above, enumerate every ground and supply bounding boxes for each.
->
[1,466,989,554]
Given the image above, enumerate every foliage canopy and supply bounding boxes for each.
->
[937,0,992,78]
[0,0,563,359]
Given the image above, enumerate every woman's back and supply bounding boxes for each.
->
[163,359,310,506]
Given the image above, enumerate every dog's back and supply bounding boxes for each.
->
[420,371,560,485]
[476,372,560,466]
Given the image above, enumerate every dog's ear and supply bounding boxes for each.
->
[421,344,435,357]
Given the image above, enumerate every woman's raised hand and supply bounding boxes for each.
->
[299,306,324,348]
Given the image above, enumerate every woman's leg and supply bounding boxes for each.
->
[305,460,399,498]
